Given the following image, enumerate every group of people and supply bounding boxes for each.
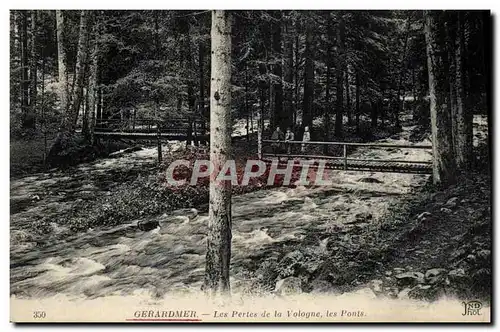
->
[270,125,310,154]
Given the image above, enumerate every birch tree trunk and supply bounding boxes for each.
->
[424,11,456,185]
[204,10,232,296]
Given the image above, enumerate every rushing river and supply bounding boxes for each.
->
[11,132,432,300]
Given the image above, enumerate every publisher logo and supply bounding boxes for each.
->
[462,301,482,316]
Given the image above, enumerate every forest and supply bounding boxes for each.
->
[10,10,491,306]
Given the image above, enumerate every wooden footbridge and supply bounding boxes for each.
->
[260,140,433,175]
[91,118,432,174]
[94,118,208,142]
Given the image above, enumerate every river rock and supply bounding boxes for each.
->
[275,276,302,295]
[398,287,412,300]
[357,177,384,184]
[408,284,439,301]
[352,287,377,299]
[477,249,491,262]
[350,212,372,223]
[310,279,335,294]
[277,250,305,278]
[425,268,446,284]
[137,218,159,231]
[393,267,405,274]
[370,279,384,293]
[124,145,143,153]
[466,254,476,262]
[416,212,431,221]
[11,230,34,244]
[440,207,452,214]
[448,268,466,281]
[445,197,459,207]
[395,271,425,285]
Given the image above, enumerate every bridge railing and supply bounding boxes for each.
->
[261,139,432,171]
[94,118,208,135]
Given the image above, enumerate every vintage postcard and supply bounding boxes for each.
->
[10,9,491,323]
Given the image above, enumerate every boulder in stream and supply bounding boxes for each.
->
[395,271,425,285]
[357,177,384,184]
[275,276,302,295]
[137,218,160,231]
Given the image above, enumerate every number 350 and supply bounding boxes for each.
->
[33,311,46,319]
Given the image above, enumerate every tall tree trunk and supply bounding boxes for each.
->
[186,20,196,146]
[49,11,90,163]
[56,10,69,122]
[87,18,99,144]
[26,10,37,129]
[395,16,411,130]
[302,17,314,130]
[245,63,250,141]
[481,11,491,154]
[355,69,360,134]
[20,11,30,128]
[424,10,456,185]
[82,87,89,135]
[258,81,265,159]
[371,99,378,128]
[324,17,333,145]
[294,33,299,130]
[272,11,284,129]
[283,16,294,130]
[10,11,19,108]
[335,16,345,137]
[324,50,331,153]
[69,11,90,127]
[204,10,232,296]
[199,42,207,144]
[41,58,47,168]
[345,65,352,125]
[96,79,102,125]
[454,12,473,169]
[446,15,458,157]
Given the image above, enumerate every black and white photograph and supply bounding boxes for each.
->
[8,8,492,323]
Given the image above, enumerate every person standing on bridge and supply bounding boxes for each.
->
[271,126,285,154]
[285,127,295,154]
[301,126,310,153]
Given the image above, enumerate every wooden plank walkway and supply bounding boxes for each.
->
[94,131,209,141]
[262,155,432,175]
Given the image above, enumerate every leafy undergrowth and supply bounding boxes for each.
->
[248,161,491,302]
